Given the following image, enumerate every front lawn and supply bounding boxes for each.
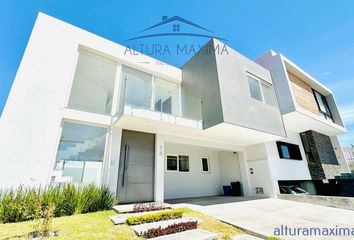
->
[0,208,243,240]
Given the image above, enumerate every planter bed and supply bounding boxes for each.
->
[132,217,202,236]
[127,209,183,225]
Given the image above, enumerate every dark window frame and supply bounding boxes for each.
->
[312,89,333,122]
[201,157,210,173]
[178,155,190,172]
[166,154,190,172]
[166,155,178,171]
[276,141,303,160]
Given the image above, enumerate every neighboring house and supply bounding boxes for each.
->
[343,145,354,171]
[0,13,350,203]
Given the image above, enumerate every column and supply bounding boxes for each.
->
[154,134,165,202]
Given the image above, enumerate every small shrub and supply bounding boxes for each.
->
[126,209,183,225]
[31,202,55,238]
[133,202,166,212]
[143,221,198,238]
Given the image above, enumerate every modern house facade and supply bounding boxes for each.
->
[0,13,350,203]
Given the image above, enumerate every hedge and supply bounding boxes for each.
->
[143,221,198,238]
[0,184,116,223]
[126,209,183,225]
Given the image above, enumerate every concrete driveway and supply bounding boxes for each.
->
[168,196,354,240]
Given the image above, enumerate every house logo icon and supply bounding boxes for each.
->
[126,15,227,41]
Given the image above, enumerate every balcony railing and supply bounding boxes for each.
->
[113,68,203,125]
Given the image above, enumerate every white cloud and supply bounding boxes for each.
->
[322,71,331,76]
[339,104,354,125]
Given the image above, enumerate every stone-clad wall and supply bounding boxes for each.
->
[301,130,341,180]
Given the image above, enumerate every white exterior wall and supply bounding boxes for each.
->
[106,127,123,194]
[0,13,181,189]
[266,130,312,182]
[218,151,242,186]
[164,143,223,199]
[245,143,275,197]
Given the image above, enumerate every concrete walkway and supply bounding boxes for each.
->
[168,196,354,240]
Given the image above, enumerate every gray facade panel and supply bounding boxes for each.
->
[256,52,296,115]
[213,39,286,137]
[182,39,224,129]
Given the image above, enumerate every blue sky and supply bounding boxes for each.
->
[0,0,354,146]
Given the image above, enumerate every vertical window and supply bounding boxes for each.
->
[167,155,178,171]
[261,80,277,107]
[68,49,117,115]
[280,145,290,159]
[54,122,107,185]
[248,76,263,102]
[122,66,152,109]
[179,155,190,172]
[201,157,210,173]
[248,74,277,107]
[313,90,333,121]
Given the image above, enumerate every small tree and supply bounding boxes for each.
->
[31,195,55,238]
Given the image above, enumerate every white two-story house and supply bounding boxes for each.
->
[0,13,350,203]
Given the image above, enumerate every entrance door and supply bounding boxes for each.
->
[117,130,155,203]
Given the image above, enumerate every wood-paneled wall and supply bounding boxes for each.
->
[287,71,320,116]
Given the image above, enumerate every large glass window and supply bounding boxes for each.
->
[154,78,179,115]
[68,49,117,115]
[54,122,108,185]
[122,66,152,109]
[248,76,263,102]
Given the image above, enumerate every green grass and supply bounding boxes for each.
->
[0,208,243,240]
[181,208,243,239]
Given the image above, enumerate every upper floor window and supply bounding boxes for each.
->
[122,66,152,110]
[248,75,263,102]
[276,141,302,160]
[313,90,333,122]
[261,81,277,107]
[68,49,117,115]
[248,74,277,107]
[154,77,179,115]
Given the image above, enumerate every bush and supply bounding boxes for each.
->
[126,209,183,225]
[0,184,115,223]
[143,221,198,238]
